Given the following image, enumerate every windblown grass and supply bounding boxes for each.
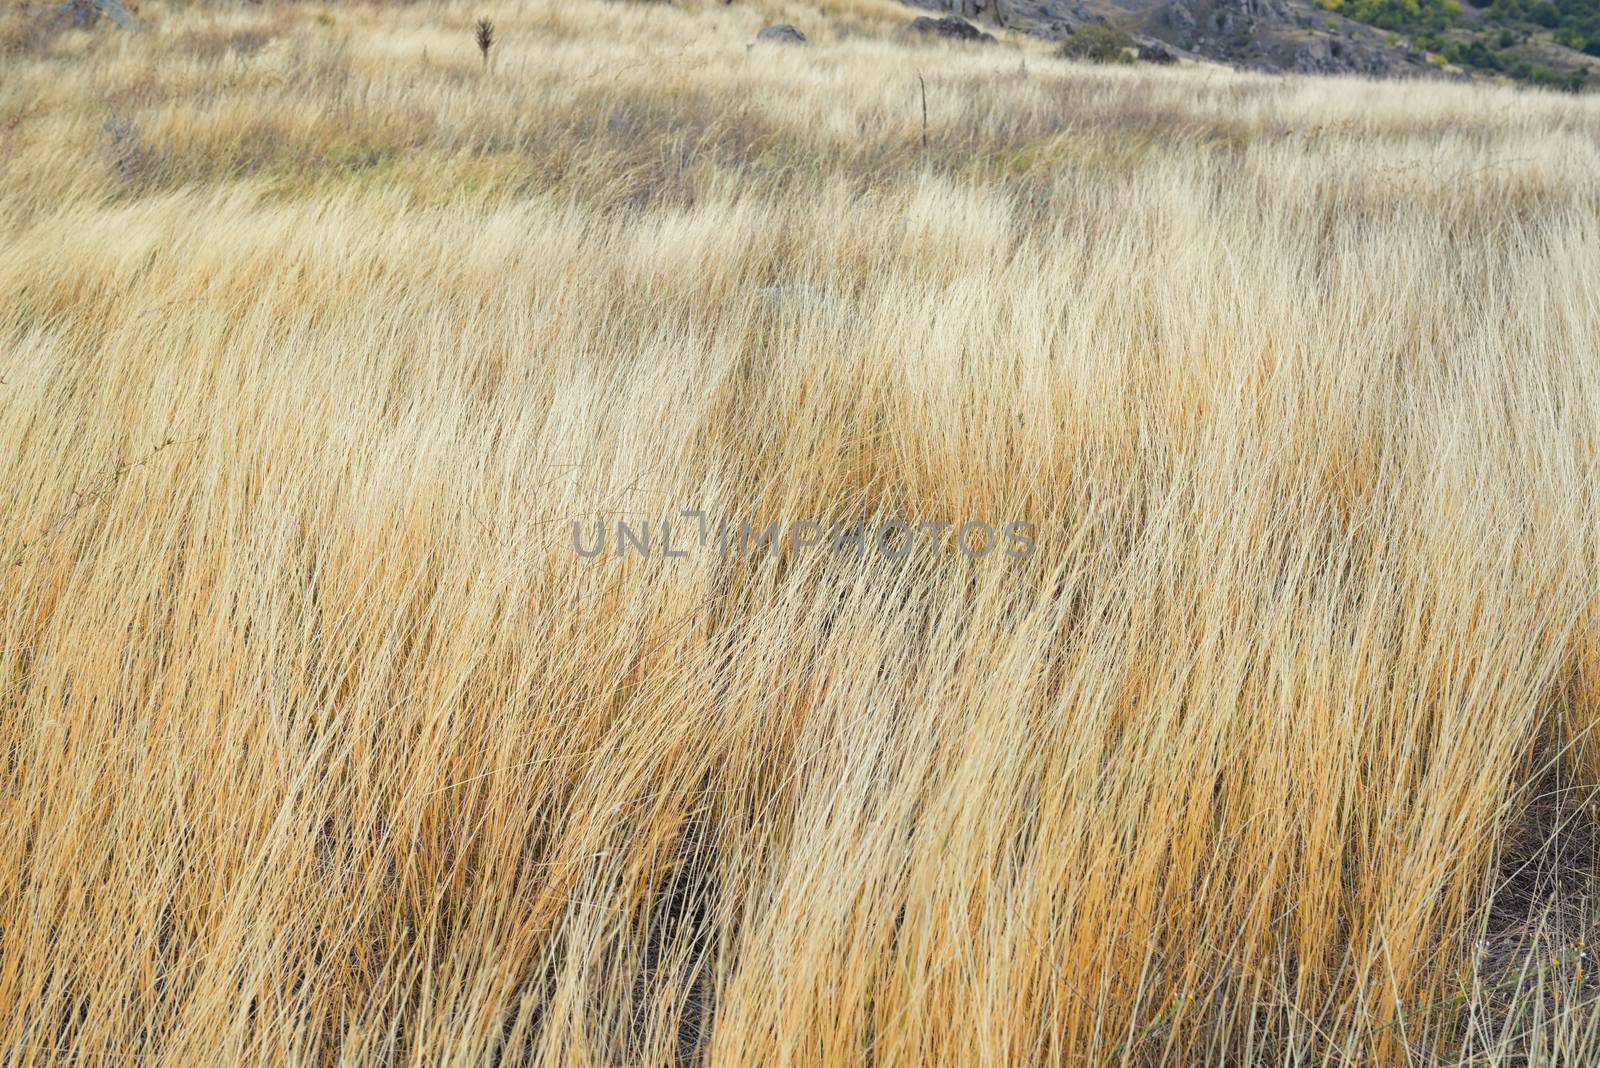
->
[1,1,1599,1064]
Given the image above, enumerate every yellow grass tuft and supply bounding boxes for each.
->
[1,0,1599,1064]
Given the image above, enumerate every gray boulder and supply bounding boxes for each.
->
[756,24,808,44]
[758,283,831,307]
[53,0,137,30]
[906,15,997,42]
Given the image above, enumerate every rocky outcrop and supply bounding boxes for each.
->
[1151,0,1441,76]
[1291,36,1401,74]
[1202,0,1289,35]
[903,0,1086,40]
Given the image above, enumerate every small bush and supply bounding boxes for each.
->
[1057,22,1135,64]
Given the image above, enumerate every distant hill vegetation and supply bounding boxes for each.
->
[1322,0,1597,87]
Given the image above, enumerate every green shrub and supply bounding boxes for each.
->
[1057,22,1135,63]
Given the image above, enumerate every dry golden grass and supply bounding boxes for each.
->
[2,0,1600,1064]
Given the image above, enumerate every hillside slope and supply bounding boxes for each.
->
[905,0,1600,82]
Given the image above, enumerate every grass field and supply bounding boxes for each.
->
[3,1,1600,1064]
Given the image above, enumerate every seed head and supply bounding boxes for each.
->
[475,19,495,65]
